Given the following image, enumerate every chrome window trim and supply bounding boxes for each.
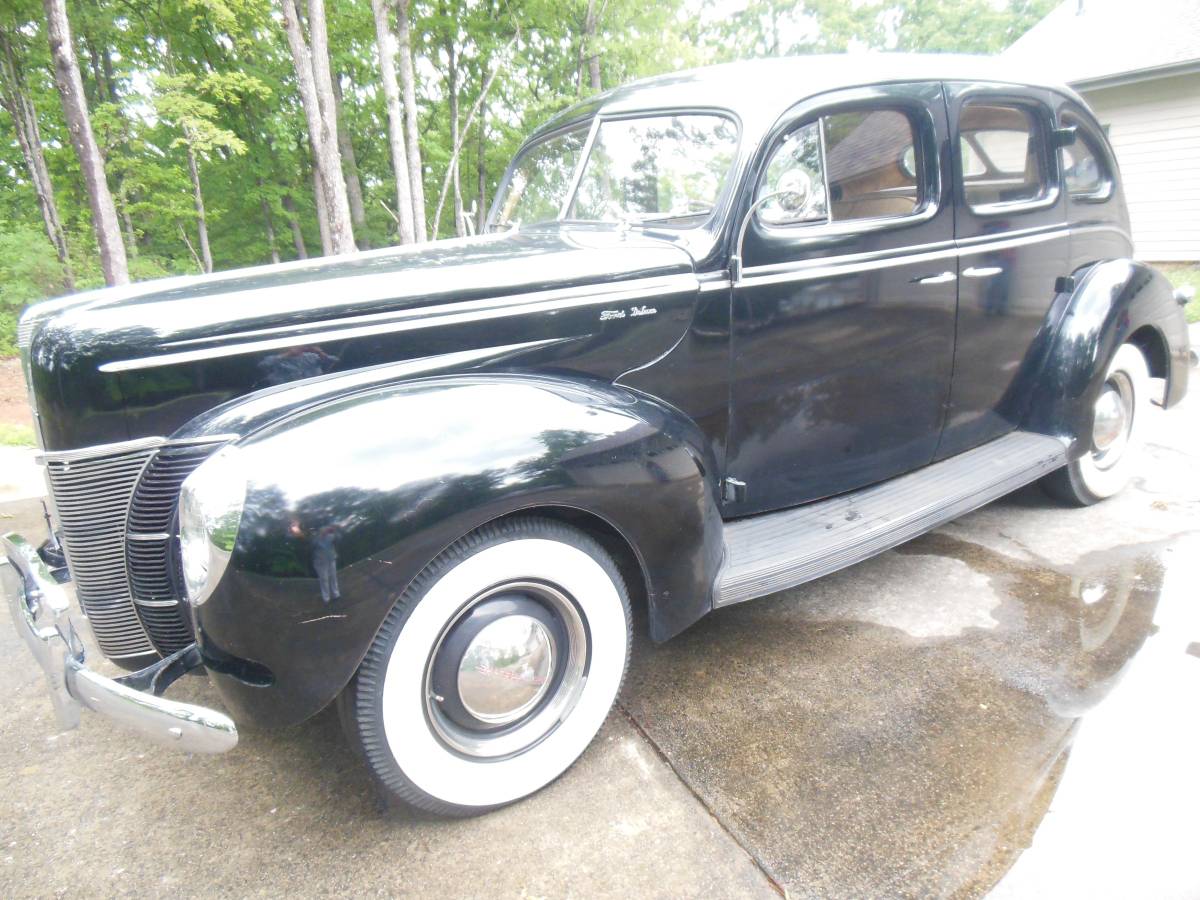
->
[485,118,593,230]
[1059,112,1116,204]
[968,186,1062,218]
[754,99,943,241]
[560,107,744,230]
[558,116,601,220]
[957,94,1062,218]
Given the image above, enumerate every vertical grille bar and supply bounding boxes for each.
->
[46,449,158,659]
[125,443,221,654]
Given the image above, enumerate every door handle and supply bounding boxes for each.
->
[910,271,957,285]
[962,265,1003,279]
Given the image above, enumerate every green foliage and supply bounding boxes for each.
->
[0,223,69,355]
[0,0,1058,357]
[1157,264,1200,324]
[0,422,36,447]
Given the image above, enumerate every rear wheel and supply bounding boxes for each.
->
[1042,342,1151,506]
[342,517,631,816]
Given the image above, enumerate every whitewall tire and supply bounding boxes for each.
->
[343,517,631,816]
[1043,342,1151,506]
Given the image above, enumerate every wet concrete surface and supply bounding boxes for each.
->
[1,389,1197,898]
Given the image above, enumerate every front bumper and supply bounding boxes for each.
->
[2,532,238,753]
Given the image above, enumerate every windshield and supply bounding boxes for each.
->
[492,113,738,230]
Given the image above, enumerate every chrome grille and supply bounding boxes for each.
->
[46,448,158,659]
[16,316,36,350]
[125,443,220,654]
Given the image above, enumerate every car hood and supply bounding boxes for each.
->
[26,229,698,450]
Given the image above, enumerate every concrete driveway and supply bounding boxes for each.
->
[2,388,1197,899]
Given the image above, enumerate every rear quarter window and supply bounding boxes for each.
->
[1060,111,1114,201]
[958,103,1048,209]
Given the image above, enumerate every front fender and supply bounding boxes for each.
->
[1023,259,1190,454]
[195,373,723,726]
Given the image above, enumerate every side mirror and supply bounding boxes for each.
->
[758,169,814,225]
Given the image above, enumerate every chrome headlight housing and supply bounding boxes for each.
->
[178,445,247,606]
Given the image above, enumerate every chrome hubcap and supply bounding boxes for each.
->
[425,581,588,759]
[1092,385,1126,451]
[1091,373,1134,469]
[457,615,554,725]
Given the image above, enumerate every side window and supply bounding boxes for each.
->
[758,121,828,225]
[757,106,922,227]
[825,109,920,221]
[1060,112,1112,199]
[958,103,1048,209]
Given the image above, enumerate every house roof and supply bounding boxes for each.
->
[1005,0,1200,88]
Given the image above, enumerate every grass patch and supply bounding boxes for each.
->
[1156,263,1200,324]
[0,422,36,447]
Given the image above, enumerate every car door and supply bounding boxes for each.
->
[935,83,1069,460]
[725,82,957,516]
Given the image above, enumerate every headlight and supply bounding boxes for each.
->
[178,445,247,606]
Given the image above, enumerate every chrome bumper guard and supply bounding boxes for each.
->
[2,532,238,754]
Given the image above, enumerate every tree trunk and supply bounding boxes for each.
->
[186,144,213,274]
[431,33,514,238]
[583,0,601,91]
[0,31,73,290]
[395,0,426,240]
[476,103,487,233]
[370,0,415,244]
[447,41,464,237]
[281,194,309,258]
[121,206,137,258]
[312,163,333,255]
[331,75,369,248]
[261,198,281,264]
[43,0,128,286]
[279,0,356,255]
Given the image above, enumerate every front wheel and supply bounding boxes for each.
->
[1042,342,1151,506]
[342,517,631,816]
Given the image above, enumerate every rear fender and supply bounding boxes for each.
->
[194,373,723,726]
[1023,259,1190,455]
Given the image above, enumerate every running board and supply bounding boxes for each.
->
[713,431,1068,607]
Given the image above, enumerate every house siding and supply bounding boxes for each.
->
[1082,72,1200,261]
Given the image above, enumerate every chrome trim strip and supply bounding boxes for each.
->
[739,224,1074,286]
[698,277,732,292]
[956,227,1070,257]
[953,221,1066,247]
[742,239,958,280]
[127,532,172,542]
[38,434,239,464]
[742,244,960,287]
[157,273,695,350]
[99,274,699,374]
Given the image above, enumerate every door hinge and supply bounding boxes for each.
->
[721,477,747,504]
[1055,275,1076,294]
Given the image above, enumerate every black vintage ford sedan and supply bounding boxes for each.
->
[4,55,1191,815]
